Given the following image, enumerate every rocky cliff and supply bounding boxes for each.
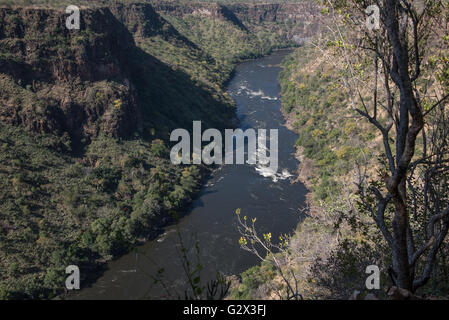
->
[227,2,322,44]
[0,6,141,141]
[149,1,247,29]
[150,1,323,44]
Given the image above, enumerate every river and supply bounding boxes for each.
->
[71,49,307,299]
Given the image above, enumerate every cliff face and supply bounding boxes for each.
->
[226,2,320,24]
[150,1,323,44]
[227,2,322,43]
[150,1,234,19]
[109,2,195,43]
[149,1,248,30]
[0,6,141,141]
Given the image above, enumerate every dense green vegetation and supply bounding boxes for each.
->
[0,122,205,299]
[279,47,377,202]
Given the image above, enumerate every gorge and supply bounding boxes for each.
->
[2,0,449,301]
[70,49,307,299]
[0,0,322,299]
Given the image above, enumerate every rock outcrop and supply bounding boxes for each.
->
[150,1,323,44]
[227,2,323,44]
[0,6,141,142]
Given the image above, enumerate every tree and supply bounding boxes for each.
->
[319,0,449,292]
[235,209,303,300]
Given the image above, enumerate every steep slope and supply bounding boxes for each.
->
[110,1,229,87]
[227,2,322,44]
[148,1,325,86]
[0,6,141,142]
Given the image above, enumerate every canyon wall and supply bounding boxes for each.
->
[150,1,323,44]
[0,6,141,140]
[227,2,322,43]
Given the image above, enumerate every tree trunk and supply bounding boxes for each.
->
[392,201,412,290]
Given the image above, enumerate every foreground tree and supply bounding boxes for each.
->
[235,209,303,300]
[319,0,449,292]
